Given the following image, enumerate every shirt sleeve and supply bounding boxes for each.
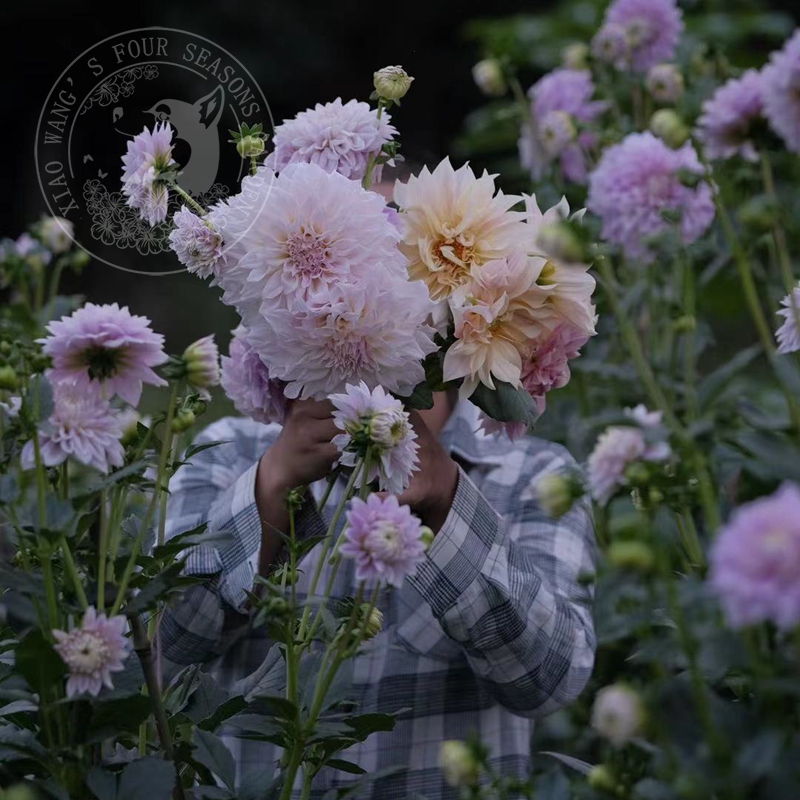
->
[406,447,596,719]
[157,417,323,680]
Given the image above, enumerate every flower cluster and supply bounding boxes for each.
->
[121,122,176,225]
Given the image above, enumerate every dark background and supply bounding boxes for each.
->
[3,0,534,355]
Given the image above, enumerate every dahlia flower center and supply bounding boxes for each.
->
[64,631,110,674]
[538,261,557,285]
[626,18,653,47]
[433,237,475,283]
[368,519,404,559]
[286,229,333,279]
[82,345,123,381]
[324,335,371,376]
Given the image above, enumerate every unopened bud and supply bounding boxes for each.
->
[537,220,586,264]
[608,540,655,573]
[646,63,684,104]
[472,59,506,97]
[0,365,19,391]
[591,684,646,747]
[562,42,589,70]
[182,335,220,389]
[650,109,689,148]
[625,461,651,487]
[535,472,577,518]
[647,487,664,506]
[739,194,779,232]
[360,604,384,640]
[673,315,696,333]
[237,135,265,159]
[420,526,435,551]
[171,409,196,433]
[587,765,617,793]
[438,741,480,787]
[72,249,91,269]
[373,66,414,101]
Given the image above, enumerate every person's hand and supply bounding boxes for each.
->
[396,410,459,533]
[259,398,340,496]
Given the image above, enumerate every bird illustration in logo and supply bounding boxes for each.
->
[146,85,225,196]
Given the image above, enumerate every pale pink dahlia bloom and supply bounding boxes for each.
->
[587,410,671,505]
[762,29,800,153]
[330,381,419,495]
[696,70,764,162]
[340,493,427,587]
[121,123,176,225]
[183,334,220,389]
[40,303,168,405]
[586,132,715,264]
[21,385,125,474]
[592,23,630,69]
[220,326,287,424]
[216,162,406,312]
[775,282,800,354]
[243,278,437,401]
[169,206,225,278]
[603,0,683,72]
[39,216,75,254]
[709,483,800,630]
[646,64,684,104]
[53,606,130,698]
[265,97,396,182]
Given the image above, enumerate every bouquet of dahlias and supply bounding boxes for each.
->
[122,68,597,439]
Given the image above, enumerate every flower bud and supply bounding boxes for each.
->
[562,42,589,70]
[587,765,617,793]
[673,315,696,333]
[537,220,586,264]
[39,216,75,254]
[607,540,655,573]
[591,684,645,747]
[237,135,265,159]
[540,111,577,157]
[534,472,577,519]
[373,66,414,101]
[420,526,435,551]
[171,409,196,433]
[360,604,384,640]
[624,461,651,487]
[650,109,689,148]
[0,365,20,391]
[118,408,147,448]
[73,248,91,269]
[739,194,779,232]
[182,335,220,389]
[646,63,684,104]
[472,59,506,97]
[438,741,480,787]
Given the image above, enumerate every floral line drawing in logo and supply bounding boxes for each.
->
[83,179,229,256]
[80,66,160,115]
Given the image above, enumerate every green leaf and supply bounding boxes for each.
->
[698,345,761,411]
[238,768,279,800]
[185,440,231,459]
[15,629,65,696]
[470,380,539,425]
[733,429,800,482]
[87,766,118,800]
[326,759,367,775]
[0,699,39,716]
[0,473,20,504]
[401,380,434,410]
[182,671,229,725]
[538,750,594,775]
[86,694,152,743]
[320,766,405,800]
[198,695,248,732]
[0,723,50,763]
[193,728,236,790]
[117,757,175,800]
[342,711,403,741]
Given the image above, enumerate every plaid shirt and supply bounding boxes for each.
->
[160,401,596,799]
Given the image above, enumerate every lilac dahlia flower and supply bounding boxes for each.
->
[709,483,800,630]
[646,64,684,104]
[53,607,130,697]
[761,29,800,153]
[21,385,125,474]
[330,381,419,495]
[220,325,287,425]
[121,123,176,225]
[775,282,800,354]
[183,334,220,389]
[592,23,630,69]
[41,303,168,405]
[265,97,396,182]
[586,132,715,263]
[169,206,225,278]
[696,70,764,162]
[340,494,427,587]
[604,0,684,72]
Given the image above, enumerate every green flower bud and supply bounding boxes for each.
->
[420,526,435,551]
[673,314,696,333]
[607,540,655,573]
[562,42,589,70]
[237,135,266,159]
[72,248,91,269]
[360,604,384,640]
[438,740,480,787]
[472,59,506,97]
[537,221,586,264]
[534,472,577,518]
[171,409,196,433]
[624,461,651,487]
[182,335,220,389]
[373,66,414,101]
[647,486,664,506]
[739,194,780,232]
[650,109,689,148]
[0,365,19,391]
[587,765,617,793]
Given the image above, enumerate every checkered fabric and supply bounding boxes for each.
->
[159,402,596,799]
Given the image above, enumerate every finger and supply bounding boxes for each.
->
[293,398,335,420]
[305,417,341,443]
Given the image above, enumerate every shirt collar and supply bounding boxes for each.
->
[438,400,511,467]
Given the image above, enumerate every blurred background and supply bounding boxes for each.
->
[2,0,798,372]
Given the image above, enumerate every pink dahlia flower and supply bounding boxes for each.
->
[762,29,800,153]
[220,325,287,425]
[775,282,800,354]
[709,483,800,630]
[265,97,396,182]
[592,23,630,69]
[21,385,125,474]
[53,606,130,697]
[40,303,168,405]
[121,123,176,226]
[169,206,226,278]
[586,132,715,263]
[696,70,764,162]
[340,493,427,587]
[183,334,220,389]
[604,0,683,72]
[330,381,419,495]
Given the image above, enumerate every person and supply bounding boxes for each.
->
[160,391,596,799]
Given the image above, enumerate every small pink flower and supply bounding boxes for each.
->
[40,303,168,405]
[340,494,427,587]
[53,607,131,698]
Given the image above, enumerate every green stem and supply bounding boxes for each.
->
[680,250,698,421]
[172,184,207,216]
[250,155,259,176]
[674,510,705,572]
[47,260,66,307]
[61,535,88,610]
[97,489,110,612]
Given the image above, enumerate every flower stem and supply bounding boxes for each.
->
[172,184,207,217]
[61,535,88,610]
[97,489,110,612]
